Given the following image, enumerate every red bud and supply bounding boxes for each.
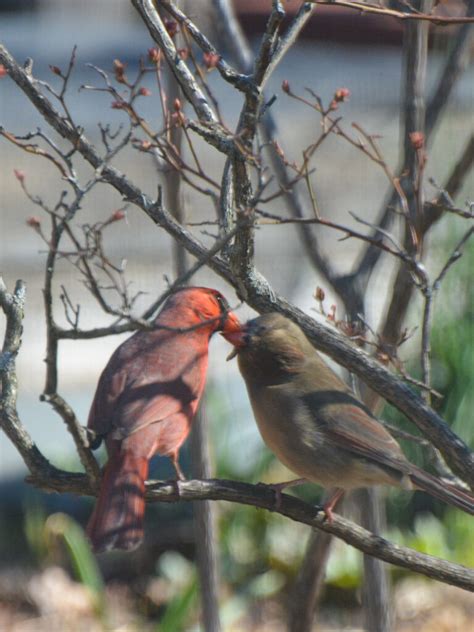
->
[111,209,126,222]
[14,169,25,183]
[113,59,127,84]
[282,80,290,94]
[164,20,178,38]
[334,87,350,102]
[409,131,424,150]
[26,216,41,229]
[203,52,220,70]
[148,48,162,64]
[0,64,7,78]
[273,141,285,159]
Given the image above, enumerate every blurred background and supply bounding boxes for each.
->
[0,0,473,630]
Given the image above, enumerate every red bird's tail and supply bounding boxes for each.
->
[87,451,149,552]
[409,466,474,515]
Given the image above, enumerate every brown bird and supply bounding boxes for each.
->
[223,313,474,520]
[86,286,240,552]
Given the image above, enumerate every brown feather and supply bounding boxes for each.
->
[227,313,474,514]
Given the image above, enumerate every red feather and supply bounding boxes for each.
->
[86,287,240,552]
[86,450,148,552]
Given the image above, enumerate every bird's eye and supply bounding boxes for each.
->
[215,293,230,314]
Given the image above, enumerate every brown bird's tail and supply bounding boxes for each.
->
[409,466,474,515]
[87,451,149,552]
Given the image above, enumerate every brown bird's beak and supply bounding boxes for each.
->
[221,323,248,361]
[226,347,240,361]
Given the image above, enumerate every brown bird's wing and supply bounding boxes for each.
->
[324,405,411,478]
[301,387,412,481]
[330,405,474,514]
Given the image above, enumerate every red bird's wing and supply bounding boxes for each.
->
[88,372,190,440]
[88,329,206,441]
[111,375,199,441]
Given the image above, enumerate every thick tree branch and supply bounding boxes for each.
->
[0,279,70,481]
[24,472,474,592]
[224,3,315,295]
[214,0,342,305]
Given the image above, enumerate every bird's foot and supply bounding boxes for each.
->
[322,506,335,524]
[170,453,186,482]
[321,488,345,523]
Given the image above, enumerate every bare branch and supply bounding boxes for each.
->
[40,204,101,483]
[420,226,474,403]
[425,7,474,137]
[258,2,315,90]
[307,0,474,24]
[25,472,474,592]
[225,2,317,294]
[0,128,68,177]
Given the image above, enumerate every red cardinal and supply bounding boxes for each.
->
[86,287,240,552]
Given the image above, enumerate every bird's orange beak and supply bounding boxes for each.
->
[221,322,247,360]
[221,310,242,335]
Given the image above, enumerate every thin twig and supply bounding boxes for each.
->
[131,0,218,124]
[420,226,474,403]
[307,0,474,24]
[159,0,253,93]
